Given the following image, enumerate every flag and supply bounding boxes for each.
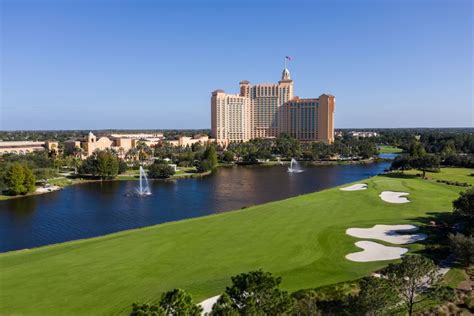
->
[285,56,292,61]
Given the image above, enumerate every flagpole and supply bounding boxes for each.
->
[284,57,287,69]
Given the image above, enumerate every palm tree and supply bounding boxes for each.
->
[126,148,139,161]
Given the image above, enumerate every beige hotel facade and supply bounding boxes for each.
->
[211,67,335,145]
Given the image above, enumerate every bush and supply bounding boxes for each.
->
[33,168,59,180]
[78,150,119,179]
[148,163,175,179]
[130,289,201,316]
[118,160,128,174]
[194,160,211,173]
[449,233,474,265]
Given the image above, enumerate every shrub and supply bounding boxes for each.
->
[449,233,474,265]
[148,163,175,179]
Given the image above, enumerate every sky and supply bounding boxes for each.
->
[0,0,472,130]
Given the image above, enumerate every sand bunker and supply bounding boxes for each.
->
[199,295,220,315]
[379,191,410,203]
[346,224,427,244]
[346,241,408,262]
[340,183,368,191]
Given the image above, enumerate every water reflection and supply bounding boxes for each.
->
[0,162,390,252]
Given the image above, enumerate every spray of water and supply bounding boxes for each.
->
[288,158,304,173]
[137,166,151,195]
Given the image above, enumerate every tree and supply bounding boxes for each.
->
[159,288,202,316]
[349,277,398,315]
[204,145,218,170]
[4,163,26,195]
[130,302,164,316]
[449,233,474,265]
[23,167,36,193]
[195,160,211,173]
[210,270,294,315]
[130,289,201,316]
[221,151,235,163]
[408,141,426,158]
[452,189,474,230]
[290,292,321,316]
[148,163,175,179]
[276,133,301,158]
[3,163,36,195]
[390,155,412,172]
[118,159,128,174]
[384,256,439,316]
[208,293,239,316]
[78,150,119,179]
[96,150,119,179]
[411,154,440,178]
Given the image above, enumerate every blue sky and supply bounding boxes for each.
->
[1,0,472,130]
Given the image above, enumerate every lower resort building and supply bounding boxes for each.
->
[63,132,214,158]
[211,67,335,144]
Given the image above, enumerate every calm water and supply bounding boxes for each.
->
[0,163,390,252]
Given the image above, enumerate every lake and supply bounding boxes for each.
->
[0,162,390,252]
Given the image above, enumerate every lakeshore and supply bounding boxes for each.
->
[0,162,390,252]
[0,167,471,315]
[0,157,386,201]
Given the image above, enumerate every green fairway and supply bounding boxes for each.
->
[0,168,472,315]
[378,145,404,154]
[405,167,474,184]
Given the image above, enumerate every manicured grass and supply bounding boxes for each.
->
[442,267,467,289]
[405,167,474,184]
[47,177,85,187]
[0,168,472,315]
[378,145,404,154]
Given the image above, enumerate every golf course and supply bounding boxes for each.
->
[0,168,472,315]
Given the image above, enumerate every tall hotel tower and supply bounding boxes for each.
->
[211,67,335,145]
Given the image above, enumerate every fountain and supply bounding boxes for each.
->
[288,158,304,173]
[137,166,151,196]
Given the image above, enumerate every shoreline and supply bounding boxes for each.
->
[0,171,384,254]
[0,160,394,254]
[0,158,384,201]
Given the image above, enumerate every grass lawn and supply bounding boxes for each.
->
[0,168,472,315]
[442,267,468,289]
[378,145,404,154]
[47,177,86,187]
[405,167,474,184]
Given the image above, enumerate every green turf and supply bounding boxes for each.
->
[405,167,474,184]
[442,267,467,289]
[0,168,472,315]
[378,145,404,154]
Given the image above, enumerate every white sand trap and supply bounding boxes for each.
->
[346,224,427,244]
[346,241,408,262]
[340,183,368,191]
[199,295,220,315]
[379,191,410,203]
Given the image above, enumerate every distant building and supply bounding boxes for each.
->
[348,131,378,138]
[166,134,213,147]
[0,141,58,155]
[64,132,140,158]
[211,67,335,144]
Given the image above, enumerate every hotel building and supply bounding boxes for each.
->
[211,67,335,144]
